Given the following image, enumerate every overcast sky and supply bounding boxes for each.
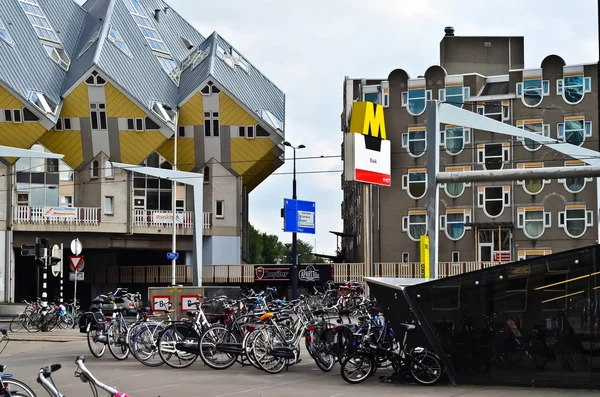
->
[79,0,599,258]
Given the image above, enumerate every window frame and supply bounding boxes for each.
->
[476,100,509,122]
[557,116,591,146]
[443,125,470,155]
[558,205,593,239]
[104,160,113,179]
[558,160,593,194]
[444,83,464,108]
[134,118,144,132]
[60,195,73,208]
[477,143,510,170]
[516,119,550,151]
[561,73,585,105]
[401,252,409,263]
[90,103,107,131]
[477,186,510,218]
[401,210,427,242]
[401,127,427,158]
[517,206,551,240]
[452,251,460,263]
[107,26,133,58]
[91,160,99,179]
[440,209,472,241]
[104,196,114,215]
[215,200,225,219]
[204,112,220,137]
[403,83,429,116]
[520,76,548,107]
[440,166,472,199]
[516,162,550,195]
[203,166,210,184]
[401,168,427,200]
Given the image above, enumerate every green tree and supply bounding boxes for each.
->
[284,239,316,264]
[261,232,285,264]
[248,224,264,263]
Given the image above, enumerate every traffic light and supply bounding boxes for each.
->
[34,237,50,263]
[20,244,35,257]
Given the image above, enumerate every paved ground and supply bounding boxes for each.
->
[0,331,597,397]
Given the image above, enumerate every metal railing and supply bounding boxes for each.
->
[132,210,212,229]
[94,265,193,284]
[85,261,509,285]
[12,205,100,225]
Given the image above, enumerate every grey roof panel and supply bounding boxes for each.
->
[212,34,285,124]
[38,0,87,56]
[61,0,113,94]
[177,34,215,103]
[0,0,82,107]
[136,0,205,62]
[480,81,509,96]
[96,0,178,109]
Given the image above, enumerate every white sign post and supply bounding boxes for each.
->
[70,239,83,307]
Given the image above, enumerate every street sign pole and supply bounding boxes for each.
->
[74,269,77,309]
[60,243,63,304]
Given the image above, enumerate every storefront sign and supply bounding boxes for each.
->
[152,212,184,224]
[254,265,331,283]
[44,207,77,218]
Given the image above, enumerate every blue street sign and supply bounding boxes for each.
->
[284,199,316,234]
[167,252,179,260]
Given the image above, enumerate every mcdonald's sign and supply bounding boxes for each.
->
[343,101,391,186]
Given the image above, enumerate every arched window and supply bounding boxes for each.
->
[104,160,113,178]
[91,160,99,178]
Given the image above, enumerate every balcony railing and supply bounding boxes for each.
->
[132,210,212,229]
[13,205,100,225]
[83,261,510,285]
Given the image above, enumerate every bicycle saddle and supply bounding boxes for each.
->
[0,328,7,335]
[41,364,61,378]
[0,365,6,373]
[397,323,417,331]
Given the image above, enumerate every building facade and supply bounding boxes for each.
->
[341,27,598,266]
[0,0,285,302]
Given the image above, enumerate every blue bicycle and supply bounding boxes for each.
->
[0,329,38,396]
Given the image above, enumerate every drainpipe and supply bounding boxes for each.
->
[508,38,512,71]
[597,2,600,245]
[510,98,515,260]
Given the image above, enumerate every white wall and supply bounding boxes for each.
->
[209,236,241,265]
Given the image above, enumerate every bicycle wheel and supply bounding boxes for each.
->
[9,314,25,332]
[199,325,239,370]
[157,324,199,369]
[108,321,130,360]
[244,329,263,370]
[132,323,165,367]
[340,352,375,384]
[251,328,286,374]
[1,378,38,397]
[58,313,75,330]
[560,343,577,372]
[87,325,107,358]
[25,313,41,333]
[410,352,443,385]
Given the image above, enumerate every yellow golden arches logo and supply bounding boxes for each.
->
[349,101,387,141]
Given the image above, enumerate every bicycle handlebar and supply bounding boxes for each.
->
[75,356,118,395]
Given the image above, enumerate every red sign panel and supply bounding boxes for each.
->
[69,255,84,272]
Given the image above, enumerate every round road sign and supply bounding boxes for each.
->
[70,238,82,256]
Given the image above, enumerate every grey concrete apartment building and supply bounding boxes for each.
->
[341,27,598,266]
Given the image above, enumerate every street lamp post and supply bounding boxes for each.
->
[284,141,305,299]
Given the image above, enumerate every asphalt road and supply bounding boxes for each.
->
[0,340,598,397]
